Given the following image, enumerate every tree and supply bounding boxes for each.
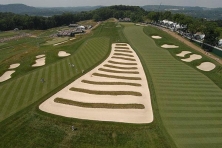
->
[203,22,220,47]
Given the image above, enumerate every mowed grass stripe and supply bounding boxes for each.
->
[104,64,137,70]
[93,73,141,80]
[115,47,129,49]
[81,80,142,86]
[111,56,136,61]
[0,37,110,122]
[123,25,222,147]
[108,60,137,65]
[69,87,142,96]
[113,53,134,57]
[115,43,128,46]
[54,98,145,109]
[98,68,139,74]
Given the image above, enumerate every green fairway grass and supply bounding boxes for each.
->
[123,24,222,147]
[43,37,69,46]
[0,22,173,148]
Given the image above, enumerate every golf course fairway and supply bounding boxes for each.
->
[123,24,222,148]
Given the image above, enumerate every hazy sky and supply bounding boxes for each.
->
[0,0,222,8]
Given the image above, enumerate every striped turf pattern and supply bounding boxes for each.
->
[0,37,110,122]
[123,26,222,147]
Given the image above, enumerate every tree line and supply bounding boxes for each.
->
[0,5,146,31]
[147,11,221,46]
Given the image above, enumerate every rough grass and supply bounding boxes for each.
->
[123,24,222,148]
[54,98,145,109]
[104,64,137,70]
[98,68,139,74]
[93,73,141,80]
[113,53,134,57]
[81,80,142,86]
[114,50,132,53]
[108,60,137,65]
[69,87,142,96]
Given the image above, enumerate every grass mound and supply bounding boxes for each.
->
[98,68,139,74]
[111,56,136,61]
[81,80,142,86]
[69,87,142,96]
[108,60,137,65]
[104,64,137,70]
[115,47,129,49]
[114,53,134,57]
[54,98,144,109]
[92,73,141,80]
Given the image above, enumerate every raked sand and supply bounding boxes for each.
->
[0,71,15,82]
[32,57,46,67]
[176,51,192,57]
[161,44,179,48]
[36,54,45,59]
[152,36,162,39]
[58,51,71,57]
[181,54,202,62]
[197,62,216,71]
[9,63,20,69]
[39,43,153,124]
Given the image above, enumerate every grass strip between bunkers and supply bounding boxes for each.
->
[92,73,141,80]
[69,87,142,96]
[111,56,136,61]
[81,80,142,86]
[113,53,134,57]
[98,68,139,74]
[108,60,137,65]
[104,64,137,70]
[114,50,132,53]
[54,98,145,109]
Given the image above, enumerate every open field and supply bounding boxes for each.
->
[123,24,222,147]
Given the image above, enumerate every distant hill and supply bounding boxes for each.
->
[0,4,221,20]
[142,5,222,20]
[0,4,102,16]
[0,4,38,13]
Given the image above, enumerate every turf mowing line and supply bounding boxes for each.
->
[111,56,136,61]
[92,73,142,80]
[33,68,44,98]
[108,60,137,65]
[114,50,133,53]
[2,77,25,117]
[69,87,142,96]
[14,75,32,110]
[25,72,38,105]
[81,80,142,86]
[54,98,145,109]
[113,53,134,57]
[98,68,139,74]
[104,64,138,70]
[54,62,59,86]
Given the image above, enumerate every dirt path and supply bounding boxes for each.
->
[152,25,222,65]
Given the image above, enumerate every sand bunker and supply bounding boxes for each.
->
[161,44,179,48]
[0,71,15,82]
[58,51,71,57]
[70,38,76,41]
[181,54,202,62]
[197,62,216,71]
[36,54,45,59]
[40,43,153,124]
[9,63,20,69]
[54,41,68,46]
[32,57,46,67]
[176,51,192,57]
[152,36,162,39]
